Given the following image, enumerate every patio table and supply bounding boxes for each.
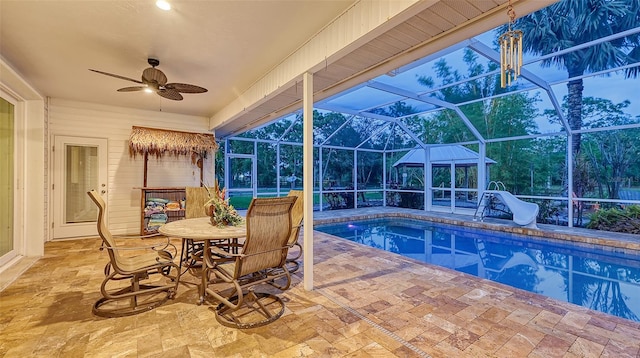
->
[158,217,246,289]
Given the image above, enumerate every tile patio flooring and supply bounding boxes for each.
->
[1,208,640,357]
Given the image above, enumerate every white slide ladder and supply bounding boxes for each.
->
[474,181,539,228]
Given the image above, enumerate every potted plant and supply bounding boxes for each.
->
[204,180,244,227]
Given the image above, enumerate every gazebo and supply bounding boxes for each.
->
[392,145,496,188]
[393,145,496,168]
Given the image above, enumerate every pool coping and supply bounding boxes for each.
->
[312,208,640,255]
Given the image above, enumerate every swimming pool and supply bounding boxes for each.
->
[316,218,640,322]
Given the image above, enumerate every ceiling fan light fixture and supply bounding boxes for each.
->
[90,58,207,101]
[156,1,171,11]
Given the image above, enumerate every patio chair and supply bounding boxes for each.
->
[286,190,304,272]
[87,190,179,318]
[200,196,297,328]
[183,186,211,271]
[185,186,210,219]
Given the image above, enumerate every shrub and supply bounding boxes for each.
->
[587,205,640,234]
[398,192,424,209]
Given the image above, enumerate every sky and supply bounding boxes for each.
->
[349,26,640,135]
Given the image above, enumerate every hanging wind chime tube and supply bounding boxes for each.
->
[499,1,523,88]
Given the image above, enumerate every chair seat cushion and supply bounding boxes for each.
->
[117,251,171,273]
[216,262,236,278]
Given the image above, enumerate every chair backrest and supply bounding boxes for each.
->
[236,196,297,277]
[286,190,304,246]
[87,190,123,269]
[185,186,210,219]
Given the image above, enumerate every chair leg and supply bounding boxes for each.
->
[285,260,300,273]
[214,291,286,329]
[206,267,291,329]
[286,242,302,273]
[93,266,178,318]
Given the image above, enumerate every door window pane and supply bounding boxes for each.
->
[64,145,98,223]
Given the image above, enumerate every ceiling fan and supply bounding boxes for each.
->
[89,58,207,101]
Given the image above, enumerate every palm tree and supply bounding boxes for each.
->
[509,0,640,155]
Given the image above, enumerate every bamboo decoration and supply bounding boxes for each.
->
[499,0,523,88]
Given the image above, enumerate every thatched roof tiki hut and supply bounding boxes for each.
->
[129,126,218,186]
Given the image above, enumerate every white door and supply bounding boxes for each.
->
[52,136,108,239]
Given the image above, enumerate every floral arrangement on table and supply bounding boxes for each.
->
[204,180,244,227]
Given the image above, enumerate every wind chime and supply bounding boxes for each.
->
[499,0,523,88]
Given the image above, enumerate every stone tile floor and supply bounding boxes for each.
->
[1,209,640,357]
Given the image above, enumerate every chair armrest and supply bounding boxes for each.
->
[109,232,166,249]
[155,249,175,264]
[112,232,162,240]
[209,244,242,258]
[107,235,177,258]
[203,240,241,268]
[107,244,165,251]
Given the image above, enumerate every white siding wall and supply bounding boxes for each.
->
[48,99,214,236]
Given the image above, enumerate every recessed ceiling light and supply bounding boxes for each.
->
[144,88,154,93]
[156,1,171,11]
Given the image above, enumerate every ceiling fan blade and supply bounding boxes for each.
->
[117,86,148,92]
[93,59,199,102]
[142,67,167,86]
[165,83,208,93]
[89,69,143,84]
[157,88,183,101]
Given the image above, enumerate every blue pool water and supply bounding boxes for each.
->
[316,218,640,322]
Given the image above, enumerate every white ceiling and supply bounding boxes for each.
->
[0,0,355,117]
[1,0,557,132]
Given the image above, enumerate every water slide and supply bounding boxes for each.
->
[485,190,539,228]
